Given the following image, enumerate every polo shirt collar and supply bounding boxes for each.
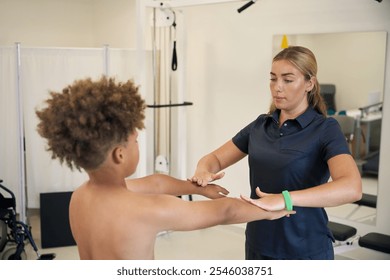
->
[270,107,319,128]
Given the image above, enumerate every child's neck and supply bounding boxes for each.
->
[87,167,127,189]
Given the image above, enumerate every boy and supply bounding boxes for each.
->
[36,76,293,260]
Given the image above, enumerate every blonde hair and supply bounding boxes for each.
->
[269,46,327,116]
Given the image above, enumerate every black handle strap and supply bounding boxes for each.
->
[171,41,177,71]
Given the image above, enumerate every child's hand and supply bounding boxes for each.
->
[266,209,296,220]
[197,183,229,199]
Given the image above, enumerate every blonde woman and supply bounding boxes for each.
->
[190,46,362,260]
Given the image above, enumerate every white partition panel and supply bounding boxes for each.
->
[0,47,21,212]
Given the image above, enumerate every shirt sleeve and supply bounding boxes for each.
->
[321,117,351,161]
[232,115,266,154]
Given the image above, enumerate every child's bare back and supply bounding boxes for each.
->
[69,182,162,260]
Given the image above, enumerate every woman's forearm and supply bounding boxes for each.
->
[196,153,223,174]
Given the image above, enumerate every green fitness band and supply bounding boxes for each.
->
[282,190,293,211]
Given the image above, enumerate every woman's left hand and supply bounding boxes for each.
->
[240,187,287,211]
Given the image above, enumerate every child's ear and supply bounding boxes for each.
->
[112,146,124,164]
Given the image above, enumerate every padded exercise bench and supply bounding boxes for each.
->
[328,221,357,242]
[353,193,377,208]
[359,232,390,254]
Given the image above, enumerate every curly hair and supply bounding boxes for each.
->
[36,76,146,171]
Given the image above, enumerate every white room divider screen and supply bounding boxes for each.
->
[0,45,151,219]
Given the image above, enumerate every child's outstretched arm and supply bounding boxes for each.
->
[126,174,229,199]
[142,194,296,233]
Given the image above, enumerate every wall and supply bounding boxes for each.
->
[0,0,94,47]
[0,0,135,47]
[92,0,136,48]
[0,0,389,234]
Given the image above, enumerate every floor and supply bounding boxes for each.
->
[4,177,389,260]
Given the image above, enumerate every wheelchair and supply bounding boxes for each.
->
[0,179,55,260]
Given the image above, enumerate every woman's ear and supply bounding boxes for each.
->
[306,76,316,92]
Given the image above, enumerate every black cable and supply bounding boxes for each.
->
[237,1,256,13]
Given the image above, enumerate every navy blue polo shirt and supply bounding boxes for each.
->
[232,107,350,259]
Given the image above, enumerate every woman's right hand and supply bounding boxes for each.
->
[189,171,225,187]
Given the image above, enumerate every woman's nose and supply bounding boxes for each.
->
[274,81,282,93]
